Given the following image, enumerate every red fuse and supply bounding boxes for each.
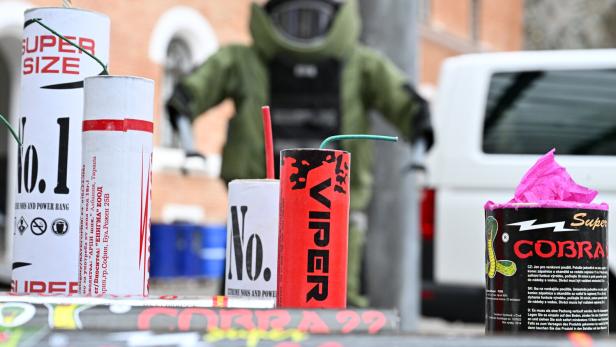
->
[277,148,350,308]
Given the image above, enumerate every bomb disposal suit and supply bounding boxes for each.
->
[167,0,432,306]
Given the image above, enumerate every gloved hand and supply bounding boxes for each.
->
[166,84,208,174]
[409,90,434,151]
[166,83,193,133]
[403,85,434,172]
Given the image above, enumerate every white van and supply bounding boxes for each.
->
[422,49,616,328]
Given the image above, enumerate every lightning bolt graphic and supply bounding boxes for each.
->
[508,219,577,232]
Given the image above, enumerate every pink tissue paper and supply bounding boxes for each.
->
[485,149,608,211]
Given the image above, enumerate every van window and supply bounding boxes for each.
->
[482,70,616,155]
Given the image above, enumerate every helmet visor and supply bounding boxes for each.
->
[268,0,339,43]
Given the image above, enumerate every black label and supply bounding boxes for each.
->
[485,208,608,334]
[227,206,271,283]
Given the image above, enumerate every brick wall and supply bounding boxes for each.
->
[525,0,616,49]
[27,0,255,223]
[21,0,524,223]
[420,0,523,85]
[30,0,252,150]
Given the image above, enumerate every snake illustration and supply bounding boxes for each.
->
[486,216,517,278]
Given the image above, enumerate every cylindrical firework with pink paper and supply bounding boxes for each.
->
[485,149,608,334]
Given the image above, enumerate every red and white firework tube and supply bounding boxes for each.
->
[277,149,350,308]
[79,76,154,296]
[12,8,110,295]
[225,106,279,300]
[225,179,280,300]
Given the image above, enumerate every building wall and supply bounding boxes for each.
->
[22,0,258,224]
[6,0,525,225]
[30,0,251,147]
[420,0,523,86]
[525,0,616,49]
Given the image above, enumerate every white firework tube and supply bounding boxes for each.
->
[80,76,154,296]
[225,179,279,300]
[13,8,110,295]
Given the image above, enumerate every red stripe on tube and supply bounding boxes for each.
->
[83,119,153,133]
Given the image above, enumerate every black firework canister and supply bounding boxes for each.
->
[485,207,609,334]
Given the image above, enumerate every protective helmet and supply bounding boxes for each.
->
[265,0,344,44]
[250,0,360,61]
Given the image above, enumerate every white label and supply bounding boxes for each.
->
[80,129,152,296]
[79,76,154,296]
[225,180,279,299]
[12,8,110,294]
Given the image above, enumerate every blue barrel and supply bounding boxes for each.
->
[178,224,201,277]
[150,224,179,278]
[199,224,227,279]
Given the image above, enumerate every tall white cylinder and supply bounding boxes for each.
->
[80,76,154,296]
[225,179,279,300]
[12,8,110,294]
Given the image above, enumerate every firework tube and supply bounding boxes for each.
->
[262,106,275,179]
[79,76,154,296]
[224,106,279,299]
[277,135,397,308]
[485,150,608,334]
[225,179,280,300]
[277,148,351,308]
[12,8,110,295]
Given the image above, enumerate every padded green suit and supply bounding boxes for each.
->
[168,0,425,306]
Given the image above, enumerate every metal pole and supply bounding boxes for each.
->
[399,138,426,332]
[359,0,421,332]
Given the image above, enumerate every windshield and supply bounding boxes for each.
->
[483,69,616,155]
